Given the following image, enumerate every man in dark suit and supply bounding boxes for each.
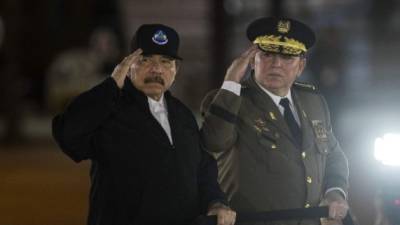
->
[200,17,349,225]
[52,24,236,225]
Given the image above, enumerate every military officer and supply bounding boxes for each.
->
[200,17,349,225]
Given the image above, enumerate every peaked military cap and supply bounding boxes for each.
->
[131,24,182,59]
[247,17,316,56]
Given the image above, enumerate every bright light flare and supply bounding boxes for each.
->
[375,133,400,167]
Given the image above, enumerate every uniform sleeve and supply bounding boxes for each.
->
[197,149,228,213]
[321,96,349,196]
[52,77,120,162]
[200,89,242,153]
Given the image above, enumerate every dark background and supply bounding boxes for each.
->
[1,0,400,224]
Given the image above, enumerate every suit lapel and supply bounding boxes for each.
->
[165,92,178,146]
[144,114,172,148]
[123,79,172,148]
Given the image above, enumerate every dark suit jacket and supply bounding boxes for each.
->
[200,75,349,225]
[52,77,226,225]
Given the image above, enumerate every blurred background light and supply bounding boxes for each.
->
[375,133,400,167]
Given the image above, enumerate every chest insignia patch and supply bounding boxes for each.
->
[312,120,328,140]
[254,118,269,133]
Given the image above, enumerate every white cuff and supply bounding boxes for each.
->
[325,187,347,200]
[221,81,241,96]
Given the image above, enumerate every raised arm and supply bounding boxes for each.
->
[52,49,142,162]
[200,46,257,153]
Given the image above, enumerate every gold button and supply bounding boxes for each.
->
[271,144,277,149]
[301,152,306,159]
[305,203,310,208]
[274,132,280,138]
[306,176,312,184]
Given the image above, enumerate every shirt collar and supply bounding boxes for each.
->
[147,94,166,112]
[255,81,294,107]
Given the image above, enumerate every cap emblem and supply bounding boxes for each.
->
[152,30,168,45]
[277,20,290,33]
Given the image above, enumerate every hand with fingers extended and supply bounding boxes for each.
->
[224,45,258,83]
[320,191,349,224]
[207,202,236,225]
[111,48,143,88]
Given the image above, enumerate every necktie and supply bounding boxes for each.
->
[279,98,302,145]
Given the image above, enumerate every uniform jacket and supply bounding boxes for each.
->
[200,75,349,225]
[52,77,226,225]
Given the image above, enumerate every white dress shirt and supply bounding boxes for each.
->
[222,80,301,125]
[147,95,173,144]
[254,82,301,126]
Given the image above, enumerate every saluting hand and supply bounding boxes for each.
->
[224,45,258,83]
[111,48,143,89]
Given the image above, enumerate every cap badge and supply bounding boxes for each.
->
[152,30,168,45]
[277,20,290,33]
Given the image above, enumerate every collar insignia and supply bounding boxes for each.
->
[269,112,277,120]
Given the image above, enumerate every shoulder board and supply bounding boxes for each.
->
[293,81,317,92]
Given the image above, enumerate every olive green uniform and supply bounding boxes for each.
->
[200,75,349,225]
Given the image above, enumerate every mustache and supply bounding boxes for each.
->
[144,76,165,85]
[267,71,284,77]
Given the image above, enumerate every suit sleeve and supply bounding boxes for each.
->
[200,89,242,153]
[52,77,120,162]
[321,95,349,196]
[197,149,228,212]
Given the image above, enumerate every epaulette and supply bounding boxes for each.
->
[293,81,317,92]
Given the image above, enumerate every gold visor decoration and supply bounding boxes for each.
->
[253,35,307,55]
